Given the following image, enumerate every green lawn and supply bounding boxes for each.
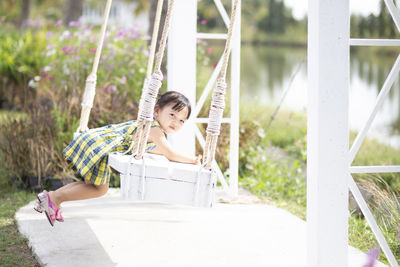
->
[0,187,39,267]
[0,110,39,266]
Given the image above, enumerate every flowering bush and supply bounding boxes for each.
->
[0,21,150,185]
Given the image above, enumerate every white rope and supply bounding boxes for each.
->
[75,0,112,136]
[81,73,97,108]
[206,78,227,135]
[146,0,164,80]
[136,121,152,159]
[139,157,146,200]
[203,0,240,168]
[193,164,205,206]
[91,0,112,75]
[133,0,176,159]
[137,71,163,121]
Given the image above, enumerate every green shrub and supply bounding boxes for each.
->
[0,24,150,186]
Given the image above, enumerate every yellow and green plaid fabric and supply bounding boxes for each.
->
[63,120,160,186]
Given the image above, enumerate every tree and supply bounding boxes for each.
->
[148,0,167,42]
[378,0,388,37]
[358,16,367,37]
[64,0,83,26]
[261,0,287,34]
[20,0,31,28]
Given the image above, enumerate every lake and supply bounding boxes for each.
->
[226,45,400,149]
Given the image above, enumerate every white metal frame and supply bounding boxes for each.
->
[347,1,400,265]
[169,0,241,197]
[309,0,400,264]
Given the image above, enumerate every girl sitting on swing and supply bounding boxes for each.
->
[34,90,201,226]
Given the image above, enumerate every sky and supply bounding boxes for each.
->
[284,0,381,20]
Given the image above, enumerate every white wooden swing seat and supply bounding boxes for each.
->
[109,153,216,207]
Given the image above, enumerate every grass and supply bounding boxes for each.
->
[0,185,39,267]
[0,111,39,266]
[238,104,400,265]
[0,110,27,123]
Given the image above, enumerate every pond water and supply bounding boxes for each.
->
[221,45,400,149]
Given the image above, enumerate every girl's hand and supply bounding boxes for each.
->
[194,155,202,165]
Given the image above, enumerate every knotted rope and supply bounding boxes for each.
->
[203,0,240,169]
[75,0,112,135]
[133,0,175,159]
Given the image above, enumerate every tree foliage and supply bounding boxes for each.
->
[351,0,399,38]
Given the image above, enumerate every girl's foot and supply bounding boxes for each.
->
[33,190,48,213]
[40,191,59,227]
[55,207,64,222]
[33,200,43,213]
[34,190,64,223]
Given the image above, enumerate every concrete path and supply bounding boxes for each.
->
[16,188,387,267]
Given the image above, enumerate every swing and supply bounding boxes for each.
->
[74,0,240,207]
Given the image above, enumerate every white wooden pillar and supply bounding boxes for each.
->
[307,0,349,266]
[229,0,241,196]
[167,0,197,156]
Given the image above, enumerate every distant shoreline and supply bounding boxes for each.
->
[242,40,307,48]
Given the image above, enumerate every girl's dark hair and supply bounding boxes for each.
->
[156,91,192,119]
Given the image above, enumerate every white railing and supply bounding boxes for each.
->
[348,1,400,265]
[195,0,241,196]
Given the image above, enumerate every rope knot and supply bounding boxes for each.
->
[82,73,97,108]
[206,80,228,135]
[138,71,163,121]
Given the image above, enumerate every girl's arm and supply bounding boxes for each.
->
[147,127,201,164]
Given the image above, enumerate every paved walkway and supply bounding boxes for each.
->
[16,188,387,267]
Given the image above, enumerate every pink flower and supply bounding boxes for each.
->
[55,19,62,26]
[101,86,107,93]
[46,31,53,39]
[85,25,94,31]
[120,76,127,84]
[90,35,96,43]
[200,19,207,25]
[69,17,82,27]
[206,48,213,54]
[398,225,400,240]
[363,246,380,267]
[108,85,117,93]
[116,29,127,37]
[89,48,96,54]
[62,46,74,55]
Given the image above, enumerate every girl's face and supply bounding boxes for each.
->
[154,104,189,134]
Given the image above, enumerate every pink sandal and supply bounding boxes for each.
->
[40,192,60,226]
[33,190,48,213]
[34,190,64,223]
[55,207,64,222]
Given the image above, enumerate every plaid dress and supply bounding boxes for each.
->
[63,120,161,186]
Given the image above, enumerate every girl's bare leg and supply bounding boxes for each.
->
[48,180,109,209]
[53,180,85,193]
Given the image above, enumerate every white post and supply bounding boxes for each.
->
[167,0,197,156]
[307,0,349,266]
[229,0,241,197]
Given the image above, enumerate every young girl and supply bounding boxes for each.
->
[34,91,201,226]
